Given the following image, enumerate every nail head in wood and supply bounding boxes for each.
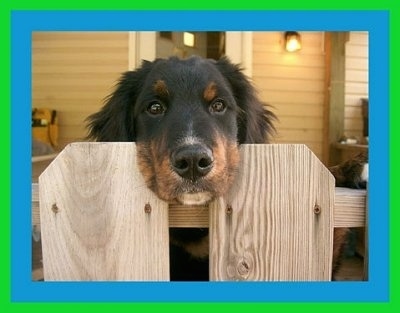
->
[51,203,59,214]
[144,203,152,214]
[314,204,321,215]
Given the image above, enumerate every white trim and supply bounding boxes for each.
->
[128,32,157,69]
[225,32,253,77]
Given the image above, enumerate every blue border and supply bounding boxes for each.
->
[11,10,389,302]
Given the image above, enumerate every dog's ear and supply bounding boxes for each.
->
[86,61,154,141]
[215,56,276,144]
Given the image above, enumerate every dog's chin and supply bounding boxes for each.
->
[176,192,214,206]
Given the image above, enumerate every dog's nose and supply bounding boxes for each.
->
[171,145,214,180]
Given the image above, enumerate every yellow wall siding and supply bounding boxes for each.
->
[32,31,368,157]
[252,31,326,160]
[344,32,369,140]
[32,32,129,149]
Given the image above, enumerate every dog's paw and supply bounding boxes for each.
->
[329,152,368,189]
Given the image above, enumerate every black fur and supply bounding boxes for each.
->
[87,56,276,281]
[87,56,275,144]
[87,55,366,281]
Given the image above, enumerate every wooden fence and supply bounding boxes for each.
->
[34,143,366,281]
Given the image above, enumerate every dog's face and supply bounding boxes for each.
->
[134,58,241,205]
[87,56,274,205]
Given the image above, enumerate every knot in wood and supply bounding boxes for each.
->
[226,205,233,215]
[237,260,250,276]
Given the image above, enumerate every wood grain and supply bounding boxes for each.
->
[209,144,335,281]
[33,185,366,230]
[39,143,169,281]
[36,143,367,281]
[334,187,366,227]
[168,204,208,228]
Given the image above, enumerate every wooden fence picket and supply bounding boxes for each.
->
[39,143,169,281]
[209,144,334,281]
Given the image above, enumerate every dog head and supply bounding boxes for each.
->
[87,56,275,205]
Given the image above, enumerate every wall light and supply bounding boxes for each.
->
[183,32,195,47]
[284,31,302,52]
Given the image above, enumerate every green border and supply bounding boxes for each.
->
[1,0,11,310]
[1,0,398,311]
[1,0,398,10]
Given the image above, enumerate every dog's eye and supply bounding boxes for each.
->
[209,99,226,114]
[147,102,166,115]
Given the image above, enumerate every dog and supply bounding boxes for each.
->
[87,55,367,281]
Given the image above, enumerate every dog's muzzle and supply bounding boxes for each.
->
[171,144,214,181]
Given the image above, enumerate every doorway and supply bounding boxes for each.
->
[155,31,225,60]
